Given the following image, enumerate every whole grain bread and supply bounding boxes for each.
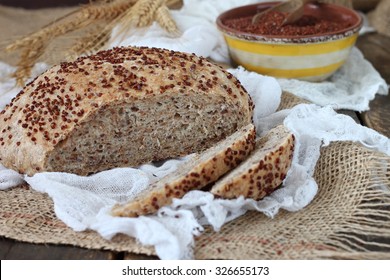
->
[210,125,295,200]
[0,46,254,176]
[112,123,256,217]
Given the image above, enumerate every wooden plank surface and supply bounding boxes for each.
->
[0,0,89,9]
[0,238,14,259]
[0,237,116,260]
[0,237,160,260]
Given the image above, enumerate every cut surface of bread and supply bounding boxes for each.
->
[0,46,253,176]
[111,123,256,217]
[210,125,295,200]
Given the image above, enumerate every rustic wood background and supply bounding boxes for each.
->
[0,0,89,9]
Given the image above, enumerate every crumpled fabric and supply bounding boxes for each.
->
[1,68,389,259]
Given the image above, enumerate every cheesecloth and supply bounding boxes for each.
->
[0,0,389,259]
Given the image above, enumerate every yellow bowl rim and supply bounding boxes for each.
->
[216,1,363,44]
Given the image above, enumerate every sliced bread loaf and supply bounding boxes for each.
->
[111,123,256,217]
[210,125,295,200]
[0,46,253,176]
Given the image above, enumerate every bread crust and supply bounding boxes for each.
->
[0,46,253,175]
[111,123,256,217]
[210,125,295,200]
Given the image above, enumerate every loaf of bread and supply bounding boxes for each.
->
[210,125,295,200]
[112,123,256,217]
[0,46,254,176]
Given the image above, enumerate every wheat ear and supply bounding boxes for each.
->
[6,0,137,85]
[122,0,165,27]
[322,0,353,7]
[67,27,112,59]
[155,5,180,35]
[6,0,183,85]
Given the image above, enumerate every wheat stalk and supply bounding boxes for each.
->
[6,0,136,52]
[322,0,353,7]
[67,26,112,59]
[155,5,180,35]
[72,0,182,56]
[6,0,137,85]
[165,0,181,7]
[13,40,46,85]
[6,0,182,86]
[130,0,165,27]
[109,0,181,47]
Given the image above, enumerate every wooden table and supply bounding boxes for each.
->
[0,4,389,259]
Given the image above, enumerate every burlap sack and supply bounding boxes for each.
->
[195,141,390,259]
[353,0,381,11]
[1,92,389,259]
[368,0,390,37]
[324,0,353,8]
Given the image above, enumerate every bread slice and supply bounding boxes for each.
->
[210,125,295,200]
[0,46,253,176]
[111,123,256,217]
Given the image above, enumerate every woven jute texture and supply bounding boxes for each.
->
[353,0,381,11]
[0,185,155,256]
[278,91,310,110]
[369,0,390,37]
[195,141,390,259]
[1,92,390,259]
[324,0,353,8]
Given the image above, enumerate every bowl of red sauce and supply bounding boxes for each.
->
[217,1,363,81]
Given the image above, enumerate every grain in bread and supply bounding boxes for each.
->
[111,123,256,217]
[210,125,295,200]
[0,46,254,176]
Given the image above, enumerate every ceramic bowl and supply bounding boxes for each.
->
[216,1,363,81]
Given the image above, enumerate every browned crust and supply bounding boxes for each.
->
[210,126,295,200]
[111,124,256,217]
[0,46,253,175]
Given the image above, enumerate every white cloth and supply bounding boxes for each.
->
[278,48,389,112]
[0,164,25,190]
[0,0,389,260]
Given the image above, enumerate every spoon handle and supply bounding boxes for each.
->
[252,0,316,25]
[282,0,316,26]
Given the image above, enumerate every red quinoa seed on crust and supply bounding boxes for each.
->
[0,46,254,176]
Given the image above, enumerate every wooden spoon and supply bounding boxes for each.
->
[252,0,316,25]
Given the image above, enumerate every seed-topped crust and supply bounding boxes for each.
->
[210,125,295,200]
[0,46,254,175]
[111,123,256,217]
